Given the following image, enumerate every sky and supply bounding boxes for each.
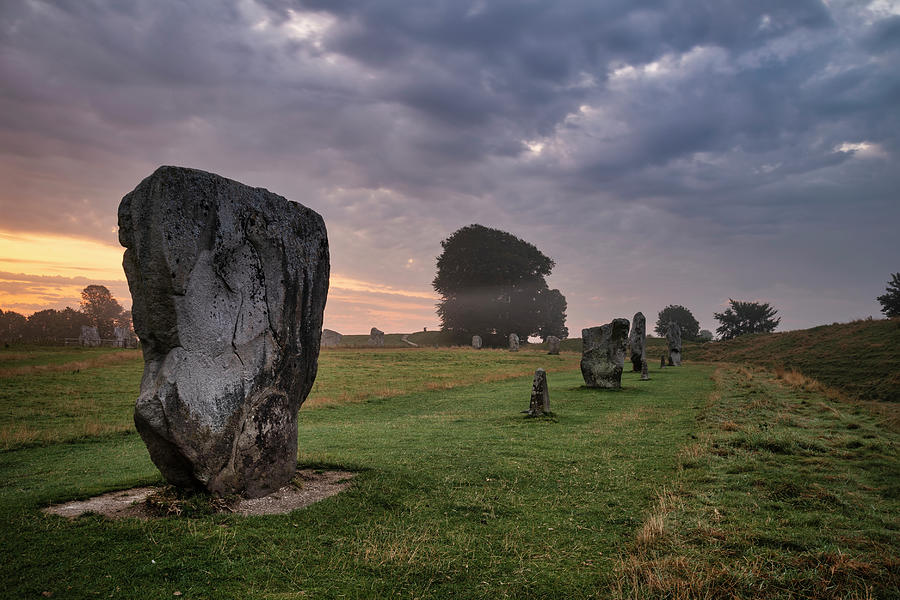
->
[1,0,898,336]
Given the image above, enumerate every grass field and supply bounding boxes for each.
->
[0,345,897,598]
[688,318,900,402]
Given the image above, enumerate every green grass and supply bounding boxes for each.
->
[0,346,579,449]
[689,318,900,402]
[615,366,899,598]
[0,347,897,598]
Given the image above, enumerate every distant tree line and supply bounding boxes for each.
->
[653,300,780,343]
[877,272,900,318]
[0,285,130,345]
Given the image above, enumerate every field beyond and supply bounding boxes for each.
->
[0,345,897,598]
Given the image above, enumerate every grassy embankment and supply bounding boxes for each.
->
[0,343,897,598]
[689,318,900,402]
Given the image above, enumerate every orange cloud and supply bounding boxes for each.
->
[0,229,440,333]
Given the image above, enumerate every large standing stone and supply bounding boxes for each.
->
[118,166,329,499]
[472,335,482,349]
[368,327,385,347]
[528,368,550,416]
[580,319,630,389]
[666,321,682,366]
[80,325,101,347]
[546,335,560,355]
[628,312,646,372]
[509,333,520,352]
[321,329,342,348]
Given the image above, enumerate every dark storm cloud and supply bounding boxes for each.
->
[1,0,898,331]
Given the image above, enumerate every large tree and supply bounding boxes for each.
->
[714,299,780,340]
[876,272,900,318]
[654,305,700,341]
[0,309,27,345]
[433,224,567,345]
[80,285,124,338]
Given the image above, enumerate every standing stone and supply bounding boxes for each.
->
[546,335,560,355]
[472,335,482,349]
[368,327,385,347]
[666,321,682,366]
[660,354,666,369]
[509,333,520,352]
[113,326,128,348]
[119,166,329,499]
[321,329,342,348]
[628,312,646,372]
[580,319,630,389]
[528,368,550,416]
[79,325,100,347]
[640,358,650,381]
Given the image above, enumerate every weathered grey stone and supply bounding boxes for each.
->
[509,333,520,352]
[546,335,560,355]
[580,319,630,389]
[628,312,646,372]
[368,327,384,347]
[113,325,137,348]
[660,354,666,369]
[80,325,100,347]
[640,358,650,381]
[321,329,342,348]
[119,166,329,499]
[472,335,482,349]
[527,368,550,416]
[666,321,682,366]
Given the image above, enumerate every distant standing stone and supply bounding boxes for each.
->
[640,358,650,381]
[580,319,630,389]
[660,354,666,369]
[528,368,550,416]
[368,327,385,347]
[80,325,100,347]
[472,335,482,349]
[509,333,520,352]
[547,335,560,355]
[666,321,682,366]
[628,312,646,372]
[321,329,343,348]
[119,166,329,499]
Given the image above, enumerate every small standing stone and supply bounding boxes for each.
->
[368,327,385,347]
[528,368,550,416]
[666,321,682,366]
[472,335,482,349]
[580,318,630,389]
[660,354,666,369]
[321,329,343,348]
[509,333,520,352]
[79,325,100,347]
[628,312,646,372]
[640,358,650,381]
[546,335,560,355]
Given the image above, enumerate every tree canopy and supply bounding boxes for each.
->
[713,299,780,340]
[876,272,900,318]
[1,285,130,345]
[654,305,700,340]
[80,284,124,338]
[433,224,567,345]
